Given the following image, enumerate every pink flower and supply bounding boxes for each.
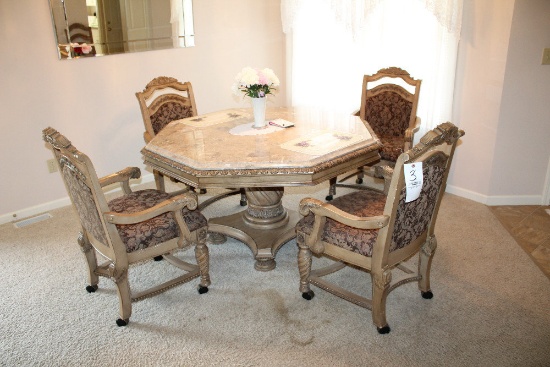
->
[257,70,268,85]
[232,67,280,98]
[81,43,92,54]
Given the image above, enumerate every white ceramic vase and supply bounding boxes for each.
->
[251,97,267,129]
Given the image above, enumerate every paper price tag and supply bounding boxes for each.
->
[404,162,423,203]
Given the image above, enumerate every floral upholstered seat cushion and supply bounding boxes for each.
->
[296,190,387,257]
[108,189,207,253]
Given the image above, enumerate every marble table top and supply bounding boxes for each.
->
[141,107,381,188]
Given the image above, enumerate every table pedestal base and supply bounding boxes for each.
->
[208,187,299,271]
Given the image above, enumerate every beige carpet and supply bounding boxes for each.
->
[1,183,549,367]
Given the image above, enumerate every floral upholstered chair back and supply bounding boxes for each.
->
[360,67,421,162]
[136,76,198,143]
[385,150,447,255]
[378,122,463,260]
[42,127,113,257]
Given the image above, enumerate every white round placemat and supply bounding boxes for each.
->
[229,122,281,136]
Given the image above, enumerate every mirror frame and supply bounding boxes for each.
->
[49,0,195,60]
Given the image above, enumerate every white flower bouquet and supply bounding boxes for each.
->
[232,67,280,98]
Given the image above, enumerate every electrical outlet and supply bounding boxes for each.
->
[542,48,550,65]
[47,159,58,173]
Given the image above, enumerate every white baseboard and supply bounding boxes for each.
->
[446,185,488,204]
[0,174,155,226]
[446,185,543,206]
[484,195,543,206]
[1,197,72,226]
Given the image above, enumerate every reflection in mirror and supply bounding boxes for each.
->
[49,0,194,60]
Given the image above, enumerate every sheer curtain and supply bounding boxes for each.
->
[281,0,462,138]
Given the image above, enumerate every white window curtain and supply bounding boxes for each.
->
[281,0,462,138]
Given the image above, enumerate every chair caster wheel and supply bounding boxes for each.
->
[199,189,207,194]
[86,285,98,293]
[116,318,128,327]
[421,290,433,299]
[153,255,163,261]
[325,195,333,201]
[198,286,209,294]
[356,178,363,184]
[302,290,315,300]
[240,199,247,207]
[377,325,391,334]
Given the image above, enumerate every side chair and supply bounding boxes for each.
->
[136,76,247,207]
[296,122,464,333]
[66,22,94,44]
[42,127,211,326]
[327,67,422,201]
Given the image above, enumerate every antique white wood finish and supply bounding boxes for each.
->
[141,107,382,270]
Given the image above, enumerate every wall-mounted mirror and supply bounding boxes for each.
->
[49,0,194,60]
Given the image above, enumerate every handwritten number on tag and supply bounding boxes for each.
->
[404,162,423,203]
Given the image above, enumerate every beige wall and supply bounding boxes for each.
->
[0,0,285,222]
[450,0,550,205]
[489,0,550,203]
[449,0,515,202]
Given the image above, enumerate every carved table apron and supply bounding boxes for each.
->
[141,107,381,271]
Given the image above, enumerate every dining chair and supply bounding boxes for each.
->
[67,22,94,44]
[64,22,96,56]
[326,67,422,201]
[42,127,211,326]
[296,122,464,333]
[136,76,247,206]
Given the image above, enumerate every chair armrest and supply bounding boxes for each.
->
[299,198,389,230]
[380,166,394,195]
[299,197,389,252]
[144,131,153,143]
[103,191,198,225]
[413,116,421,132]
[99,167,141,194]
[405,116,421,142]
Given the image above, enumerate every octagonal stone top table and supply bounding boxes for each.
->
[142,107,381,271]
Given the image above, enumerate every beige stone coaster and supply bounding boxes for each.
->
[229,122,281,136]
[181,110,247,127]
[280,131,368,156]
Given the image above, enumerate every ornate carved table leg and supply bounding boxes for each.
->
[243,188,288,229]
[208,187,299,271]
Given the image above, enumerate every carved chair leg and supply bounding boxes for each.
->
[372,270,392,334]
[297,234,314,299]
[78,232,99,287]
[112,268,132,326]
[418,235,437,297]
[153,169,166,192]
[326,177,337,201]
[195,239,211,290]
